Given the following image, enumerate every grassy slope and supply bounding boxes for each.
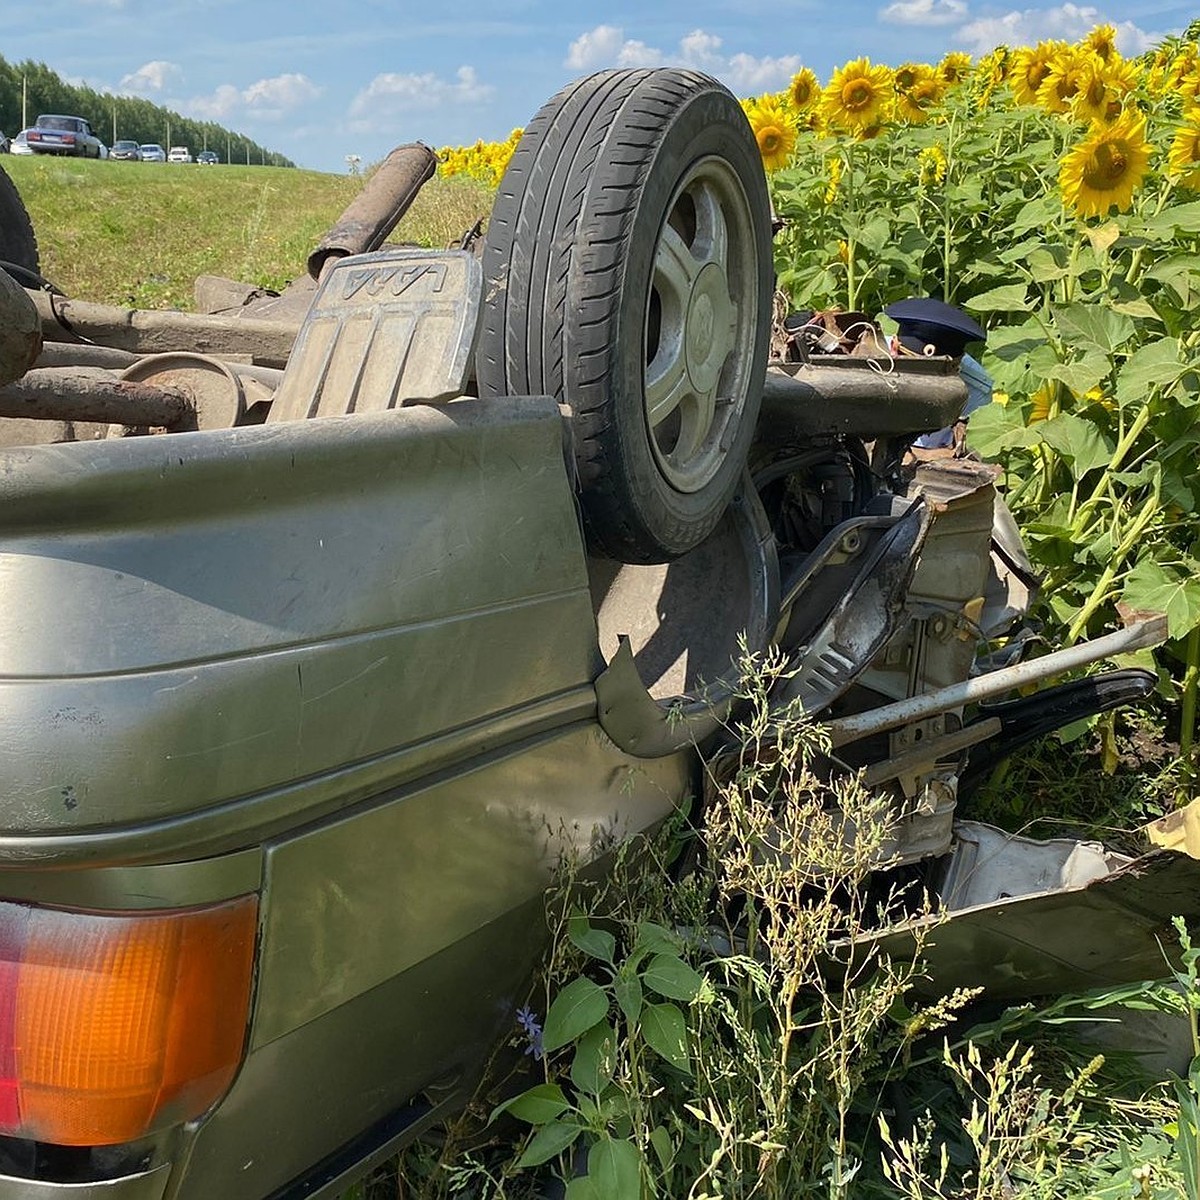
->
[2,156,494,309]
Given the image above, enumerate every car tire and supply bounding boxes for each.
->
[477,69,773,563]
[0,163,39,275]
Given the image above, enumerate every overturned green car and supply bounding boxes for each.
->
[0,69,1184,1200]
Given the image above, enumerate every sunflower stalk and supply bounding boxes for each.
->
[1066,476,1162,646]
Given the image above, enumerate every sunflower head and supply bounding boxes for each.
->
[1036,48,1090,114]
[1072,61,1114,124]
[1028,384,1054,423]
[824,155,843,205]
[938,51,973,84]
[1082,24,1118,62]
[746,97,798,172]
[1074,57,1139,124]
[978,46,1010,87]
[894,62,924,91]
[788,67,820,111]
[1168,111,1200,189]
[918,144,948,186]
[1011,40,1065,105]
[821,57,894,132]
[1059,110,1153,218]
[896,75,945,124]
[1170,46,1200,88]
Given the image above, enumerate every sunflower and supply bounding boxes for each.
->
[821,57,893,132]
[1028,384,1054,423]
[788,67,820,112]
[978,46,1010,87]
[1011,40,1064,105]
[747,96,797,172]
[1071,60,1113,124]
[938,51,973,85]
[1037,48,1091,114]
[824,155,843,205]
[1059,110,1153,218]
[894,63,923,91]
[918,144,948,186]
[896,73,945,123]
[1168,111,1200,189]
[1082,23,1118,63]
[1074,57,1139,124]
[1170,46,1200,89]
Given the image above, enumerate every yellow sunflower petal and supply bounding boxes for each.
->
[787,67,820,111]
[1169,112,1200,189]
[1059,111,1153,218]
[821,57,894,132]
[746,96,798,172]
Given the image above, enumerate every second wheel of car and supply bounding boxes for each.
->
[477,69,773,563]
[0,164,38,276]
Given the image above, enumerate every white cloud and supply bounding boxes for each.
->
[679,29,723,69]
[880,0,968,26]
[183,73,321,123]
[186,84,242,121]
[566,25,633,69]
[119,60,182,94]
[348,65,493,120]
[617,40,663,68]
[956,4,1160,54]
[243,73,323,117]
[723,52,804,92]
[563,25,801,93]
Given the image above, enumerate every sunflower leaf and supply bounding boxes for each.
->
[1050,303,1134,355]
[963,283,1029,313]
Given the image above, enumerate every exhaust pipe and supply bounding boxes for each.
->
[306,143,438,281]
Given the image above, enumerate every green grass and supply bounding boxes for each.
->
[1,156,494,309]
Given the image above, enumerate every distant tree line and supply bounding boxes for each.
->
[0,56,295,167]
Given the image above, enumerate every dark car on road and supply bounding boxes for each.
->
[197,149,219,165]
[25,114,103,158]
[109,139,142,162]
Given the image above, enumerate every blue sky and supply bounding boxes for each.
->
[1,0,1189,173]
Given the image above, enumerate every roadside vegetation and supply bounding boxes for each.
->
[3,155,492,307]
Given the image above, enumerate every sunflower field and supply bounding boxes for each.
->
[742,24,1200,764]
[443,25,1200,765]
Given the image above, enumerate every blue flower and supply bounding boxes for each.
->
[516,1005,544,1060]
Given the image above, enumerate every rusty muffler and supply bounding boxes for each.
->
[306,143,438,281]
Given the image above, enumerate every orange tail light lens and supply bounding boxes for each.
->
[0,895,257,1146]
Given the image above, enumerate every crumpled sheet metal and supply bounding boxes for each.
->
[851,829,1200,1000]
